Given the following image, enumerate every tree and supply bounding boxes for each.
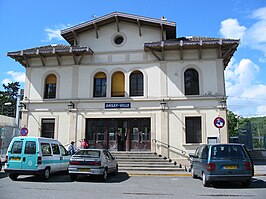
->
[0,82,20,117]
[227,110,238,137]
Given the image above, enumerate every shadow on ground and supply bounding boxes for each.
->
[1,172,130,183]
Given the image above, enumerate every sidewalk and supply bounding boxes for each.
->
[253,160,266,176]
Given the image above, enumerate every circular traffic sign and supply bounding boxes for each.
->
[20,127,28,136]
[214,117,225,128]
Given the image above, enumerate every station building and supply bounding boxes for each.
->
[8,12,239,160]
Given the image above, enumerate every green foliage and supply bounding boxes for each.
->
[227,110,238,137]
[0,82,20,117]
[227,110,266,148]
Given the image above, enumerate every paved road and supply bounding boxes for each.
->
[1,172,266,199]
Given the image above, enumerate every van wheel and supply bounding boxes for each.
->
[202,172,210,187]
[9,173,19,181]
[242,180,251,187]
[43,168,50,180]
[101,168,108,181]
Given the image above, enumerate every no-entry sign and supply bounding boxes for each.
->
[214,117,225,128]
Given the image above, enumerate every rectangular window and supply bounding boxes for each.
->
[185,117,202,143]
[41,118,55,138]
[41,143,52,156]
[94,78,106,97]
[51,144,60,155]
[11,141,23,154]
[25,141,36,154]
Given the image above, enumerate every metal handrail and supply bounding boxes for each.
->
[152,139,187,155]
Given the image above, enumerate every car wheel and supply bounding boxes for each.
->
[191,168,197,179]
[43,167,50,180]
[114,165,118,175]
[101,168,108,181]
[202,172,210,187]
[9,173,19,181]
[242,180,251,187]
[70,174,77,181]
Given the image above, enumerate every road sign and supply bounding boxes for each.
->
[214,117,225,128]
[20,127,28,136]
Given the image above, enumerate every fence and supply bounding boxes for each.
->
[0,125,20,158]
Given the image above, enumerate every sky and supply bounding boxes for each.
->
[0,0,266,117]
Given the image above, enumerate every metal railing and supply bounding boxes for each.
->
[152,139,187,156]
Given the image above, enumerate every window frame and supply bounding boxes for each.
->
[185,116,202,143]
[93,72,107,97]
[184,68,199,95]
[130,70,144,97]
[44,74,57,99]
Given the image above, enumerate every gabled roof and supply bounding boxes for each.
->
[144,36,240,67]
[61,12,176,45]
[7,45,93,67]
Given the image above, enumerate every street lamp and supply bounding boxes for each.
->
[160,99,167,111]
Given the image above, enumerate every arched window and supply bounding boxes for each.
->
[184,69,199,95]
[93,72,107,97]
[130,70,143,96]
[44,74,57,99]
[111,71,125,97]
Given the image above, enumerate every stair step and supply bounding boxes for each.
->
[118,167,184,171]
[110,151,187,174]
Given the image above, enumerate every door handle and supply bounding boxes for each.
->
[23,157,26,162]
[60,157,63,160]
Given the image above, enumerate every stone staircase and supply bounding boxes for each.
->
[111,151,187,175]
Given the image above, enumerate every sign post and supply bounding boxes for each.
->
[214,116,225,143]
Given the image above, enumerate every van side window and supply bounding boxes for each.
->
[41,143,52,155]
[59,145,68,156]
[51,144,60,155]
[25,141,36,154]
[11,141,23,154]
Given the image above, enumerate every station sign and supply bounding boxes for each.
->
[105,103,131,109]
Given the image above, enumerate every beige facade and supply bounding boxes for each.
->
[8,12,239,161]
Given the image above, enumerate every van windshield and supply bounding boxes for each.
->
[11,141,23,154]
[211,145,246,160]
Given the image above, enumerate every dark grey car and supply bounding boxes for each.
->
[190,144,254,187]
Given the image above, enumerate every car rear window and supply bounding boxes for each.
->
[75,150,100,158]
[11,141,23,154]
[211,145,246,159]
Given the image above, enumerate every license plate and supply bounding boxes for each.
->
[10,157,21,161]
[79,168,90,172]
[224,165,237,169]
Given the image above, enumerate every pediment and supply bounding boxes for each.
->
[61,12,176,46]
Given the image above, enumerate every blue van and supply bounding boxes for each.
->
[4,136,71,180]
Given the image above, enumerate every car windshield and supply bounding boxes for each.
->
[211,145,246,160]
[75,150,100,158]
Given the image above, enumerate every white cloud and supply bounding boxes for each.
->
[221,7,266,117]
[43,28,63,41]
[1,71,25,85]
[244,7,266,56]
[220,18,246,39]
[42,24,71,42]
[225,59,266,117]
